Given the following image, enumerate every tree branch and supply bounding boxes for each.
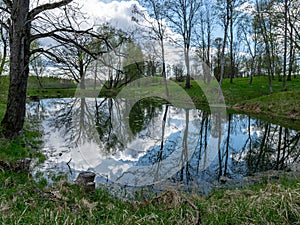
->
[31,48,64,63]
[29,0,73,20]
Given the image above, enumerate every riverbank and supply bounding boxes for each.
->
[0,166,299,224]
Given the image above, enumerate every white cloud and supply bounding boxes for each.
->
[76,0,185,65]
[77,0,142,32]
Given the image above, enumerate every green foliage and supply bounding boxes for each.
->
[122,40,145,81]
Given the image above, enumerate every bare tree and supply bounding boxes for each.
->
[282,0,288,91]
[194,1,215,83]
[0,0,113,138]
[53,33,95,90]
[30,40,47,88]
[255,0,273,93]
[238,12,258,85]
[166,0,201,89]
[216,0,231,89]
[134,0,169,95]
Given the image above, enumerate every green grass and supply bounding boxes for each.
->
[222,77,300,130]
[0,127,45,162]
[222,76,300,105]
[0,170,299,224]
[0,95,44,163]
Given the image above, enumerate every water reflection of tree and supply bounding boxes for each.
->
[46,97,164,155]
[94,98,123,155]
[171,113,300,185]
[129,98,164,136]
[47,98,99,148]
[246,122,300,173]
[180,109,190,182]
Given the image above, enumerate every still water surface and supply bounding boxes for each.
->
[27,98,300,195]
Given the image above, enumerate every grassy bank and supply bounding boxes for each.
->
[0,169,299,224]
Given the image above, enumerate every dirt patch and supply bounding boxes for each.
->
[233,102,262,113]
[286,108,300,118]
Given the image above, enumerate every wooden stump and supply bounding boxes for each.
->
[15,158,32,172]
[75,172,96,192]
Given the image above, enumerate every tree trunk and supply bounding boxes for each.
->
[287,29,294,81]
[184,48,191,89]
[0,26,7,76]
[161,39,169,96]
[219,0,230,91]
[282,0,288,91]
[1,0,31,138]
[229,2,234,84]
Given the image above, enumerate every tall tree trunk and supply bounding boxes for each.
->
[184,48,191,89]
[161,39,169,96]
[287,29,294,81]
[1,0,31,138]
[283,0,288,91]
[249,56,255,85]
[229,2,234,84]
[219,0,230,91]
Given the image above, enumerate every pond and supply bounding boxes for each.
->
[27,97,300,196]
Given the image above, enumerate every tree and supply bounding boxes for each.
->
[94,26,131,89]
[282,0,288,91]
[194,1,215,84]
[228,0,244,84]
[0,0,75,137]
[214,37,223,82]
[216,0,231,89]
[30,40,47,88]
[238,9,258,85]
[0,0,107,138]
[134,0,169,95]
[166,0,201,89]
[255,0,274,93]
[53,33,95,90]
